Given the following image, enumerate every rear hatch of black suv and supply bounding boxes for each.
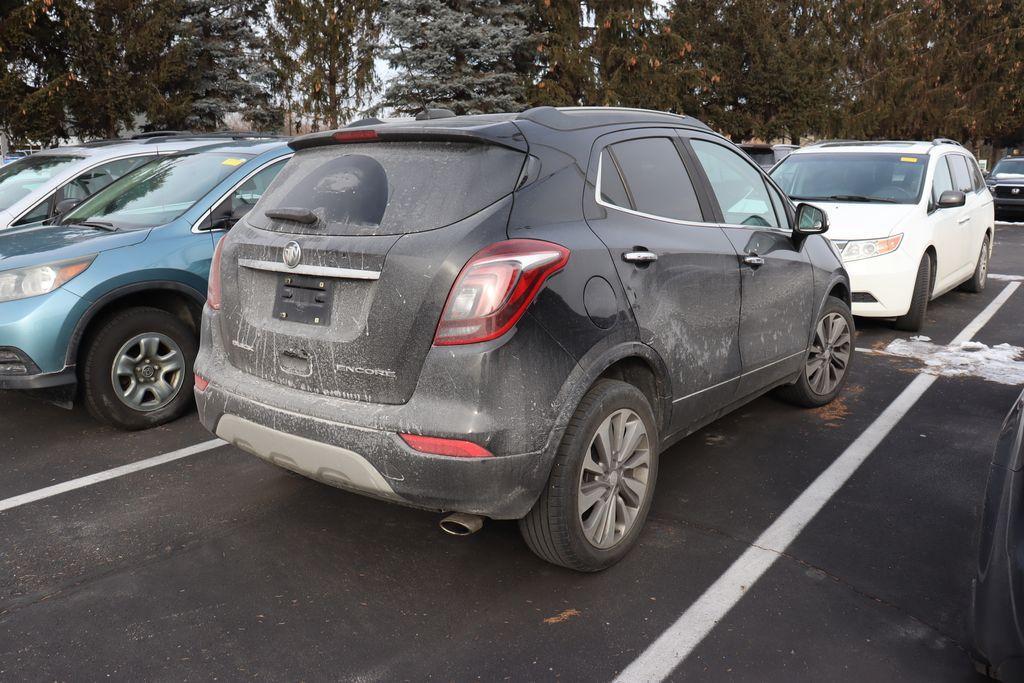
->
[215,120,528,404]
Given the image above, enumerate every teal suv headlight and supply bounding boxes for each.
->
[0,255,95,303]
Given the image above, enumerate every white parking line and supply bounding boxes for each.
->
[615,282,1020,682]
[0,438,225,513]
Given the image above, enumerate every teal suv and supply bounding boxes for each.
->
[0,139,291,429]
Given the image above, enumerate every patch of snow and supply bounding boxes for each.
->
[883,338,1024,385]
[989,273,1024,282]
[910,335,931,342]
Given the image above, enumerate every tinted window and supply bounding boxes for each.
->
[61,156,157,202]
[250,142,525,236]
[968,157,986,190]
[203,159,288,231]
[606,137,702,222]
[993,158,1024,177]
[598,151,630,208]
[949,155,973,193]
[932,156,955,204]
[63,152,246,231]
[692,139,778,227]
[11,195,53,226]
[0,155,83,211]
[771,152,927,204]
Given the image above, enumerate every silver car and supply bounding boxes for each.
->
[0,133,260,230]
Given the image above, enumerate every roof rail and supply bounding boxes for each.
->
[415,108,457,121]
[517,106,711,132]
[131,130,189,139]
[931,137,962,147]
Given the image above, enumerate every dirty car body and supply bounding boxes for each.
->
[196,107,851,569]
[971,388,1024,681]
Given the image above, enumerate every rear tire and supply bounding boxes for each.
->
[81,306,197,430]
[894,254,932,332]
[959,235,990,293]
[519,379,659,572]
[777,296,854,408]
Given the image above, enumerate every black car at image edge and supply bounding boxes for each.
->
[971,387,1024,681]
[194,106,852,571]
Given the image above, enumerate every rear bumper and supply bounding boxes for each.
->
[844,249,919,318]
[195,307,579,519]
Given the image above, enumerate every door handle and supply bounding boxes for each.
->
[623,251,658,264]
[957,216,971,224]
[743,254,765,267]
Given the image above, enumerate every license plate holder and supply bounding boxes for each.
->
[273,273,333,325]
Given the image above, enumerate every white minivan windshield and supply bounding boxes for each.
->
[771,152,928,205]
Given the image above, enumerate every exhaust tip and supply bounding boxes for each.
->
[440,512,484,536]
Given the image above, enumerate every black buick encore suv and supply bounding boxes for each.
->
[195,107,852,571]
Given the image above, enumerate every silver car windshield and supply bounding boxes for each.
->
[0,155,84,211]
[771,152,928,205]
[62,152,250,231]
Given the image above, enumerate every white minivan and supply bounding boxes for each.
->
[771,140,995,331]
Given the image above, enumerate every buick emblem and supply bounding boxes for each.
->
[282,241,301,268]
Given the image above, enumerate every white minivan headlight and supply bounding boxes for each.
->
[841,234,903,262]
[0,255,95,303]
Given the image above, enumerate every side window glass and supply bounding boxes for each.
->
[62,156,156,202]
[932,156,955,204]
[607,137,703,222]
[766,182,790,229]
[598,150,630,209]
[203,159,288,231]
[691,139,779,228]
[969,157,985,191]
[11,194,53,226]
[949,155,973,193]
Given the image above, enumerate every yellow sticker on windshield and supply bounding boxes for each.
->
[221,158,245,166]
[900,156,919,163]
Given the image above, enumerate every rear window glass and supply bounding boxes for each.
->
[949,155,973,193]
[605,137,703,222]
[250,142,525,236]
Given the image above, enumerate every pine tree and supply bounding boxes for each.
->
[0,1,70,144]
[529,0,592,106]
[148,0,281,132]
[269,0,382,130]
[383,0,531,115]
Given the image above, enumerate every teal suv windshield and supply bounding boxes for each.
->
[61,152,250,231]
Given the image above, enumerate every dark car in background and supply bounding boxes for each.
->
[971,388,1024,680]
[195,106,852,571]
[986,152,1024,221]
[740,142,799,170]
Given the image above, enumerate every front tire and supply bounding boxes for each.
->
[959,235,990,293]
[894,254,933,332]
[81,306,197,430]
[777,296,854,408]
[519,380,659,572]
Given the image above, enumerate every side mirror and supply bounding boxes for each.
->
[937,190,966,209]
[54,198,81,217]
[794,203,828,235]
[211,203,252,230]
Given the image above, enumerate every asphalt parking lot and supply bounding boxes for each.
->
[2,225,1023,681]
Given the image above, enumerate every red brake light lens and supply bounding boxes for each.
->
[194,374,210,392]
[434,239,569,346]
[207,236,225,310]
[399,433,493,458]
[332,129,379,143]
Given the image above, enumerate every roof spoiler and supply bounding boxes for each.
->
[289,123,528,153]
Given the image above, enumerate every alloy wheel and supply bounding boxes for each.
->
[805,312,851,396]
[110,333,185,412]
[577,408,651,549]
